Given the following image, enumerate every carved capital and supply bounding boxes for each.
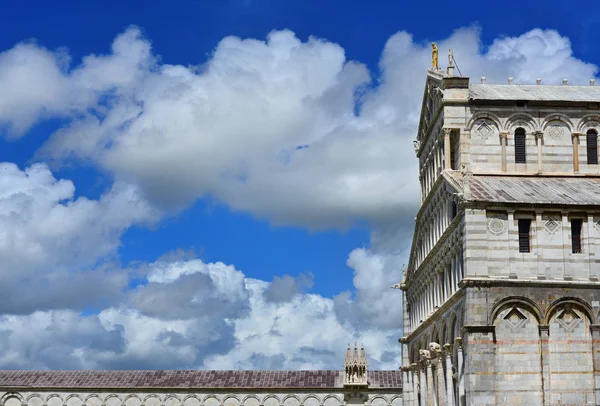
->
[499,131,509,139]
[443,343,452,357]
[538,325,550,338]
[454,337,463,349]
[572,132,582,140]
[443,127,452,136]
[534,130,544,140]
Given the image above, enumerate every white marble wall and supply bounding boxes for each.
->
[0,391,403,406]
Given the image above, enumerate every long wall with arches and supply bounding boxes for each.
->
[0,370,403,406]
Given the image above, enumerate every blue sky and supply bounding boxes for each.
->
[0,0,598,370]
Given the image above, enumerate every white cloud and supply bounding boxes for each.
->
[0,162,159,314]
[0,256,402,370]
[0,27,153,137]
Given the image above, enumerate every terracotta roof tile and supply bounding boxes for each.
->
[0,370,401,390]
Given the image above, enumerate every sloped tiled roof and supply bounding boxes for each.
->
[0,370,402,390]
[469,84,600,102]
[460,175,600,205]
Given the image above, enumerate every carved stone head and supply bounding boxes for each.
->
[428,342,441,355]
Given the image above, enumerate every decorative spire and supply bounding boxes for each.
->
[353,341,359,365]
[344,343,351,364]
[359,343,367,367]
[343,342,368,387]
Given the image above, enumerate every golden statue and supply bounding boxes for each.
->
[431,42,438,69]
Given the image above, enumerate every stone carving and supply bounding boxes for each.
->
[544,217,561,235]
[428,342,441,355]
[413,140,420,154]
[487,217,506,235]
[476,121,494,139]
[548,125,564,140]
[431,43,438,69]
[503,307,527,330]
[556,307,581,332]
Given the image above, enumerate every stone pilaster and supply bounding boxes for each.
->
[500,132,508,172]
[455,337,465,406]
[535,131,543,173]
[591,325,600,403]
[539,325,550,405]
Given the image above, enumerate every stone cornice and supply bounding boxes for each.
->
[458,277,600,289]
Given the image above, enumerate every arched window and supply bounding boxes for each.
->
[514,128,526,163]
[587,129,598,165]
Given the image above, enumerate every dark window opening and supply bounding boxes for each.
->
[571,219,583,254]
[587,130,598,165]
[518,219,531,253]
[451,132,460,170]
[450,202,458,220]
[516,101,526,107]
[515,128,526,163]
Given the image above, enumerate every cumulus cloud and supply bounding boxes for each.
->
[0,28,153,137]
[0,25,597,370]
[0,162,158,314]
[0,257,401,370]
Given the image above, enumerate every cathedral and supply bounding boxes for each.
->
[398,47,600,405]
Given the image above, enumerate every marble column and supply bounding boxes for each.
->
[500,132,508,172]
[435,355,446,405]
[572,132,580,173]
[535,131,543,173]
[420,361,427,405]
[444,343,455,406]
[411,364,419,406]
[427,357,437,406]
[444,128,452,170]
[455,338,465,406]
